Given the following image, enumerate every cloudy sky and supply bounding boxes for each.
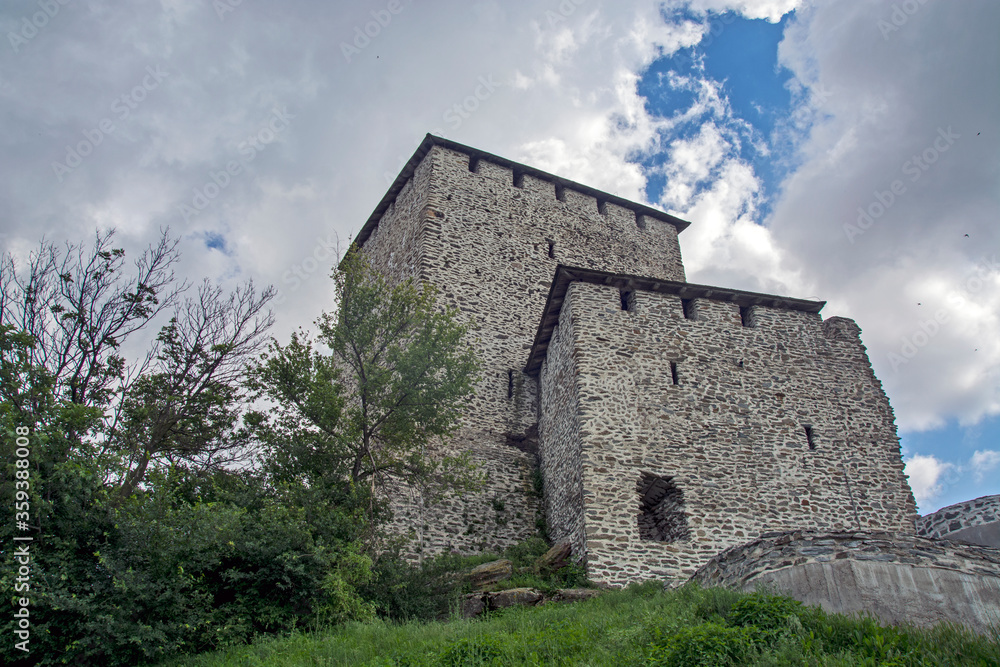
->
[1,0,997,513]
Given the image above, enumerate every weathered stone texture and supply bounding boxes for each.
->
[539,282,917,586]
[354,136,918,587]
[468,559,514,591]
[360,153,431,281]
[537,541,573,573]
[489,587,545,609]
[358,141,687,557]
[359,151,541,557]
[692,530,1000,634]
[917,494,1000,547]
[538,301,586,558]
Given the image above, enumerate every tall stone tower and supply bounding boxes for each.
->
[352,135,917,584]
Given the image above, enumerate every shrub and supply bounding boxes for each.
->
[361,549,497,622]
[687,584,743,622]
[727,592,803,632]
[647,622,751,666]
[437,636,510,666]
[502,536,548,568]
[0,466,376,667]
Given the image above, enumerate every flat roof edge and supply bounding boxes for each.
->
[524,265,827,375]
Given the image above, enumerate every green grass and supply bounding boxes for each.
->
[158,582,1000,667]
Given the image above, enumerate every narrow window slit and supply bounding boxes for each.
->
[507,369,514,399]
[547,240,555,259]
[513,171,524,188]
[597,199,607,215]
[636,212,647,229]
[555,184,566,202]
[739,305,754,328]
[468,157,479,173]
[620,289,633,311]
[681,298,696,320]
[804,425,816,450]
[670,361,679,386]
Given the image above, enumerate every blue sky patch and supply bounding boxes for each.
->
[636,11,796,217]
[701,13,792,139]
[205,231,228,253]
[902,415,1000,513]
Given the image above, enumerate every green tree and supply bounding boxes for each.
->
[249,248,481,527]
[111,279,273,500]
[0,230,274,497]
[0,229,184,411]
[0,234,375,665]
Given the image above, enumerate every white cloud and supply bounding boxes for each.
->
[1,0,997,456]
[765,0,1000,432]
[904,454,953,509]
[660,122,731,209]
[970,450,1000,484]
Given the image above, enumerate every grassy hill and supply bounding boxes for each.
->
[160,581,1000,666]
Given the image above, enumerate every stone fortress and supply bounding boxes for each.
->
[351,135,999,629]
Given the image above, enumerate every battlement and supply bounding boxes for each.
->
[525,265,826,375]
[352,134,690,255]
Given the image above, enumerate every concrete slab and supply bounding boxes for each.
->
[751,560,1000,635]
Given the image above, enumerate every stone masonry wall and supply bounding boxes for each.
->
[360,152,431,281]
[357,142,687,557]
[540,281,917,586]
[359,153,541,557]
[348,151,440,554]
[917,494,1000,543]
[538,294,586,558]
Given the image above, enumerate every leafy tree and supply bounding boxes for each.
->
[0,229,183,411]
[0,229,274,497]
[249,248,481,527]
[0,231,292,665]
[0,319,368,666]
[0,325,114,664]
[0,237,483,665]
[111,280,273,499]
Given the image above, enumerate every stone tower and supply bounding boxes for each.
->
[351,134,917,584]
